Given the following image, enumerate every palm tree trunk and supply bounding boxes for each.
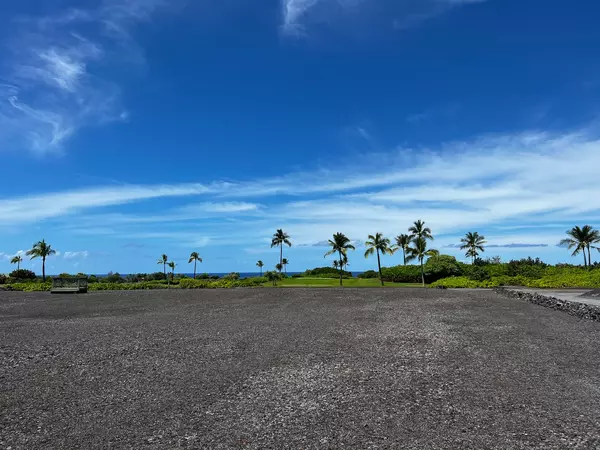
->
[42,256,46,282]
[280,245,283,271]
[163,262,166,279]
[583,250,588,269]
[17,261,20,270]
[402,248,406,265]
[260,267,263,276]
[420,258,425,287]
[339,251,343,287]
[588,245,593,269]
[377,250,383,286]
[194,260,197,279]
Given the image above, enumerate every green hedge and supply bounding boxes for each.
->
[430,271,600,289]
[11,282,52,292]
[179,277,266,289]
[7,278,267,292]
[381,265,423,283]
[303,267,352,277]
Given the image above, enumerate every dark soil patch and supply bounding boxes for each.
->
[2,289,600,449]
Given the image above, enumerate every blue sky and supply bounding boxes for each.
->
[1,0,600,275]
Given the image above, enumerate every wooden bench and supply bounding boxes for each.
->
[51,277,88,294]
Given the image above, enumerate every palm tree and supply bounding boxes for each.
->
[393,234,412,265]
[282,258,289,275]
[333,260,340,270]
[167,261,176,282]
[341,253,349,272]
[26,240,56,282]
[256,260,264,276]
[275,263,283,273]
[560,225,598,269]
[409,220,434,241]
[364,233,392,286]
[10,255,23,271]
[271,229,292,272]
[588,228,600,267]
[188,252,202,279]
[157,254,168,279]
[408,237,438,287]
[459,232,487,264]
[324,232,356,287]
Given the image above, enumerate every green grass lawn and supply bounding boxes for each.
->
[265,277,423,288]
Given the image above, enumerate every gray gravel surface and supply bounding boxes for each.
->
[1,288,600,449]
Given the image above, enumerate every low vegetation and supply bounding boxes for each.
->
[4,224,600,291]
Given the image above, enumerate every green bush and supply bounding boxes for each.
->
[90,280,172,291]
[303,267,352,277]
[224,272,240,280]
[10,269,37,280]
[381,265,423,283]
[0,274,7,285]
[103,272,125,283]
[301,273,351,279]
[430,269,600,289]
[11,282,52,292]
[430,277,485,288]
[178,277,266,289]
[463,265,491,282]
[424,255,462,281]
[358,270,379,279]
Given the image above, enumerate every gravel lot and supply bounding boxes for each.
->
[2,288,600,449]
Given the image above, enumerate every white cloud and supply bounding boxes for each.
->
[0,183,211,225]
[179,202,261,214]
[281,0,488,37]
[281,0,321,35]
[63,251,89,260]
[1,128,600,251]
[1,0,170,155]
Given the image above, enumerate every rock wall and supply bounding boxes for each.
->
[494,287,600,322]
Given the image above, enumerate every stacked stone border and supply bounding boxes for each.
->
[494,287,600,322]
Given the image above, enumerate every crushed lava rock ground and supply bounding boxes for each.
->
[1,288,600,449]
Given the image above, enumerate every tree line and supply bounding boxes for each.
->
[10,225,600,283]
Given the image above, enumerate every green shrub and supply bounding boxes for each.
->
[301,273,351,279]
[11,282,52,292]
[303,267,352,277]
[430,277,484,288]
[0,274,7,285]
[224,272,240,280]
[358,270,378,279]
[381,265,423,283]
[90,281,173,291]
[424,255,462,281]
[103,272,125,283]
[10,269,37,280]
[178,277,267,289]
[463,266,491,282]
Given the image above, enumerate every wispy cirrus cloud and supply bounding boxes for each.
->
[1,0,171,155]
[0,183,211,225]
[281,0,488,37]
[443,243,549,249]
[64,251,89,260]
[1,127,600,252]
